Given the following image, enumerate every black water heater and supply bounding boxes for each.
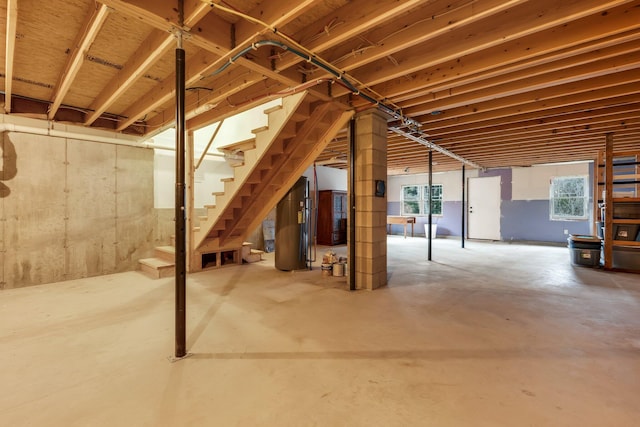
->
[275,176,309,271]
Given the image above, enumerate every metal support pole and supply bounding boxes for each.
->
[174,28,187,358]
[461,165,466,248]
[428,150,433,261]
[348,118,356,291]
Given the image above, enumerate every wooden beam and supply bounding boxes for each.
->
[437,118,640,149]
[4,0,18,113]
[399,52,640,116]
[234,0,318,42]
[84,29,174,125]
[275,0,430,70]
[422,93,640,137]
[427,104,640,142]
[49,3,110,120]
[375,3,640,101]
[420,81,640,131]
[408,69,640,122]
[337,0,636,90]
[97,0,185,34]
[184,0,213,28]
[321,0,526,74]
[116,49,228,130]
[142,69,266,133]
[397,39,640,110]
[104,0,324,131]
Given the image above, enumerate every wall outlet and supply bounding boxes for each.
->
[564,229,569,235]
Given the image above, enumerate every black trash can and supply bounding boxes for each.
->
[567,235,601,267]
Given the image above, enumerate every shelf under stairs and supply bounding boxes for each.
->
[139,241,264,279]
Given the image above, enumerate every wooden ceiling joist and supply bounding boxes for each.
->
[375,3,640,102]
[48,3,110,120]
[422,94,640,137]
[2,0,639,171]
[84,29,174,125]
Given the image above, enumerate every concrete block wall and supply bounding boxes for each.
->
[1,131,155,289]
[353,110,388,290]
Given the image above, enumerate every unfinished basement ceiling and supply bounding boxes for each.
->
[1,0,639,174]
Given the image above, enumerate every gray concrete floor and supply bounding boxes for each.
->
[1,236,639,426]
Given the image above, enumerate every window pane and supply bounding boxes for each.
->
[402,186,419,200]
[550,176,587,219]
[432,199,442,215]
[403,201,420,215]
[423,200,442,215]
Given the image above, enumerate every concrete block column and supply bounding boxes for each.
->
[351,108,388,290]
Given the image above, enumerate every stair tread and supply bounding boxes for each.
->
[212,191,224,196]
[156,245,175,253]
[220,177,234,182]
[218,137,256,153]
[250,249,264,254]
[204,204,216,209]
[139,257,174,268]
[263,105,282,114]
[251,125,268,134]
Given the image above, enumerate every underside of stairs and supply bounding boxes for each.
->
[191,90,354,271]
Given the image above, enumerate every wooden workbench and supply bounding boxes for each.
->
[387,216,416,238]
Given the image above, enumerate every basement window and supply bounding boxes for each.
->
[401,184,443,216]
[549,176,588,220]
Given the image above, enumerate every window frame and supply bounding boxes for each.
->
[549,175,589,221]
[400,184,443,216]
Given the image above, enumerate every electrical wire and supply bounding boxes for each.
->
[200,1,420,130]
[201,39,419,129]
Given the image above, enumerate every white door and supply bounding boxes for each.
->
[468,176,501,240]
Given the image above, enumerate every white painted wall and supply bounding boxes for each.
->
[150,99,282,158]
[154,150,234,208]
[151,98,283,209]
[512,162,590,200]
[303,165,347,191]
[388,169,480,202]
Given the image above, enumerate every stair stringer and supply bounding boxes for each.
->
[192,91,309,250]
[235,106,355,243]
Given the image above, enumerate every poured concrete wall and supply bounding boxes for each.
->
[1,131,154,289]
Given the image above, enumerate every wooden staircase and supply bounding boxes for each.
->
[137,91,353,277]
[138,245,175,279]
[191,91,354,271]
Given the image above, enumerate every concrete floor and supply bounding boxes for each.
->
[1,236,639,426]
